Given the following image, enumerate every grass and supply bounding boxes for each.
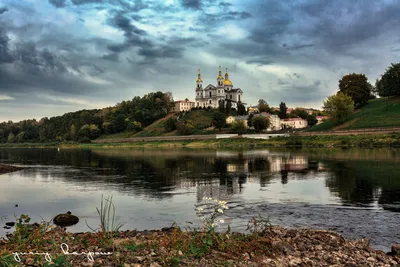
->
[179,109,216,129]
[309,96,400,131]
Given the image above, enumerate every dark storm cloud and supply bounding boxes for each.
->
[0,7,8,14]
[102,53,119,61]
[70,0,104,5]
[181,0,202,10]
[227,11,251,19]
[0,28,14,63]
[219,2,232,7]
[48,0,67,8]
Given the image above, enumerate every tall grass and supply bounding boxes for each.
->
[86,195,125,239]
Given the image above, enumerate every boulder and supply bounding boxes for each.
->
[53,211,79,227]
[392,244,400,256]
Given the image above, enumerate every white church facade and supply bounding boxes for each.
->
[195,66,244,109]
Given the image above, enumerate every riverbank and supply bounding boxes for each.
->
[0,133,400,149]
[0,164,24,175]
[1,224,399,266]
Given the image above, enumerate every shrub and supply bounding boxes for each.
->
[165,117,178,132]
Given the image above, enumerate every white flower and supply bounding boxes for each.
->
[197,207,203,211]
[211,223,215,227]
[226,234,230,239]
[217,209,223,213]
[219,219,224,223]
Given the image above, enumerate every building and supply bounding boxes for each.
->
[281,117,308,129]
[195,67,244,109]
[316,116,328,125]
[226,116,249,128]
[248,106,259,114]
[173,99,195,112]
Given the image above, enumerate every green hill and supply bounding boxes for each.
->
[310,97,400,131]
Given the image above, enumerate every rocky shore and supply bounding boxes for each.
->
[1,225,400,267]
[0,164,24,175]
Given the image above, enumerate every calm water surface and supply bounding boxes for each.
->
[0,148,400,251]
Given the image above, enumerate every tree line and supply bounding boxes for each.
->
[323,62,400,124]
[0,91,173,143]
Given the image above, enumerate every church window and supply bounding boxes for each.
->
[209,92,212,97]
[230,95,232,100]
[238,95,240,102]
[209,100,212,104]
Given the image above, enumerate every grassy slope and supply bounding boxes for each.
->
[309,97,400,131]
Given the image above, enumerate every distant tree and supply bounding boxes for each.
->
[230,121,246,135]
[375,63,400,97]
[306,114,318,127]
[252,116,270,133]
[225,101,232,115]
[279,102,288,119]
[212,112,226,132]
[237,102,246,115]
[258,99,271,113]
[291,108,308,119]
[247,113,254,128]
[127,121,142,132]
[7,133,15,143]
[323,92,354,124]
[102,122,116,134]
[165,117,178,132]
[89,124,101,139]
[70,124,77,140]
[218,100,225,113]
[338,73,373,108]
[176,122,195,135]
[78,124,91,139]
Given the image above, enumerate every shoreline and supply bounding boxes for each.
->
[1,225,399,266]
[0,164,24,175]
[0,133,399,149]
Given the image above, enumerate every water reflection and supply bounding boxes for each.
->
[1,148,400,250]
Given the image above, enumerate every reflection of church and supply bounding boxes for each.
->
[195,66,244,109]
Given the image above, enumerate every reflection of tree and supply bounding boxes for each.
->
[281,170,288,184]
[379,188,400,211]
[325,162,377,206]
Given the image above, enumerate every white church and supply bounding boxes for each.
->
[195,66,244,109]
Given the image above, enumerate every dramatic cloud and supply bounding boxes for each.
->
[0,0,400,122]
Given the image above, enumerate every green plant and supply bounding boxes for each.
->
[86,195,125,240]
[246,214,272,239]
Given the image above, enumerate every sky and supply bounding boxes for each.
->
[1,0,400,122]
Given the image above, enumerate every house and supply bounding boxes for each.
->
[173,100,195,112]
[281,117,308,129]
[226,115,249,128]
[316,116,328,125]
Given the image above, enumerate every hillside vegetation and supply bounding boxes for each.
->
[310,97,400,131]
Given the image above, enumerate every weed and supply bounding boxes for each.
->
[86,195,125,241]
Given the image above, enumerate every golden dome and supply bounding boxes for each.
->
[196,69,203,83]
[224,68,232,85]
[217,66,223,80]
[223,79,232,85]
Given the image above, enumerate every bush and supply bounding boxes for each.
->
[230,121,247,134]
[252,116,270,133]
[165,117,178,132]
[127,121,143,132]
[176,122,195,135]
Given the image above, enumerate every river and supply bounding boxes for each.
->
[0,147,399,252]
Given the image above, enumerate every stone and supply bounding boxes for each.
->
[178,250,183,256]
[392,244,400,256]
[149,263,161,267]
[124,264,131,267]
[53,211,79,227]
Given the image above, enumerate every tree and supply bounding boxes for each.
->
[225,100,232,115]
[230,121,246,134]
[212,112,226,132]
[291,108,308,119]
[323,92,354,124]
[375,63,400,97]
[247,113,254,128]
[253,116,270,133]
[89,124,101,139]
[338,73,373,108]
[165,117,178,132]
[127,121,143,132]
[237,102,246,115]
[176,122,194,135]
[279,102,288,119]
[306,114,318,127]
[218,100,225,113]
[258,99,271,113]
